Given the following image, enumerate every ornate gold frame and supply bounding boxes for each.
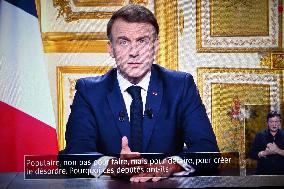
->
[53,0,150,21]
[196,0,283,52]
[197,67,283,140]
[57,66,112,150]
[39,0,178,70]
[197,68,283,98]
[42,32,108,52]
[53,0,113,22]
[197,67,283,174]
[72,0,148,6]
[72,0,125,7]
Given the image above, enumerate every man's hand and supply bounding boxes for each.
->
[129,158,184,183]
[266,142,284,155]
[259,142,284,158]
[104,136,147,177]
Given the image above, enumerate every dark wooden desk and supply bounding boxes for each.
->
[1,173,284,188]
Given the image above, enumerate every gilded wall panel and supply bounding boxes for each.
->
[197,68,283,174]
[196,0,282,52]
[211,83,270,152]
[210,0,269,36]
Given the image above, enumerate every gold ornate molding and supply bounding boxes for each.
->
[196,0,283,52]
[197,67,283,102]
[35,0,41,31]
[271,53,284,68]
[57,66,112,150]
[197,67,283,174]
[42,32,108,52]
[68,78,77,100]
[260,52,284,69]
[53,0,149,22]
[259,53,272,68]
[129,0,148,4]
[73,0,124,7]
[72,0,149,7]
[53,0,114,22]
[155,0,178,70]
[179,8,184,35]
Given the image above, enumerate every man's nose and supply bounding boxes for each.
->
[129,44,139,58]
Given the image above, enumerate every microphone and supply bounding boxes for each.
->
[144,108,153,119]
[118,111,126,121]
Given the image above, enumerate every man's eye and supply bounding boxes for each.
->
[119,40,128,46]
[138,39,145,43]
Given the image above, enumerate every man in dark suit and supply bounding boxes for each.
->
[64,4,219,182]
[249,111,284,175]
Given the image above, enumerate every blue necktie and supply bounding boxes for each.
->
[127,86,143,152]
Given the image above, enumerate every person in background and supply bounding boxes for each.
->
[249,111,284,175]
[63,4,219,182]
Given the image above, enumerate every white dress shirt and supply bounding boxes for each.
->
[117,70,150,118]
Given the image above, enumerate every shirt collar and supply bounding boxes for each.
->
[117,70,151,92]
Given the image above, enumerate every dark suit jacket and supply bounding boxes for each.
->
[64,64,219,157]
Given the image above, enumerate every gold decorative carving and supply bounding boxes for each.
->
[259,52,284,69]
[179,8,184,35]
[129,0,148,5]
[155,0,178,70]
[42,32,108,52]
[35,0,41,33]
[210,0,269,36]
[197,68,283,99]
[196,0,283,52]
[68,78,77,100]
[259,53,272,68]
[271,53,284,68]
[53,0,114,22]
[73,0,124,7]
[57,66,112,150]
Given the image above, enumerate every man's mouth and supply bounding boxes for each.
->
[128,62,142,65]
[128,62,142,67]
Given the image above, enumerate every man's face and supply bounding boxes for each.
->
[267,116,281,133]
[108,19,158,84]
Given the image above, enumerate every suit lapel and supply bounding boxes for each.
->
[143,65,163,152]
[107,70,131,140]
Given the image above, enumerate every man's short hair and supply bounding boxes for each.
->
[107,4,159,41]
[267,111,281,122]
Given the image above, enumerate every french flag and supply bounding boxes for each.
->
[0,0,58,172]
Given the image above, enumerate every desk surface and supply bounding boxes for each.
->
[1,173,284,188]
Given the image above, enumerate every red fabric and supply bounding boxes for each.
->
[0,101,58,172]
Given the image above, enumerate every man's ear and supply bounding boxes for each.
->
[107,41,115,58]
